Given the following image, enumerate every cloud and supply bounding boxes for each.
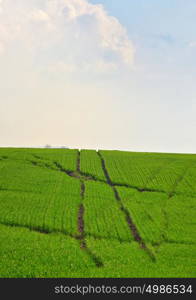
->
[189,41,196,48]
[0,0,134,72]
[30,10,50,22]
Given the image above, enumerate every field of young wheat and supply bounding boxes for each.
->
[0,148,195,277]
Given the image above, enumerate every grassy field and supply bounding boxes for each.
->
[0,148,195,278]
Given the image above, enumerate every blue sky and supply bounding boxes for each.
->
[0,0,195,153]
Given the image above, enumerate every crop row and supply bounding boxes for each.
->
[117,187,196,245]
[0,157,81,235]
[0,223,195,277]
[80,149,106,181]
[83,180,131,242]
[100,150,196,196]
[0,148,78,172]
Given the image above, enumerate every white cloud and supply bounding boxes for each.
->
[0,0,134,72]
[30,10,50,22]
[189,41,196,48]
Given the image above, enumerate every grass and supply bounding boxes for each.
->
[0,147,195,277]
[117,188,167,244]
[84,181,131,241]
[80,149,106,181]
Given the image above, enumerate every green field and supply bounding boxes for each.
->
[0,148,195,278]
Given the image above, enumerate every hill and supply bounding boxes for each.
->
[0,148,195,277]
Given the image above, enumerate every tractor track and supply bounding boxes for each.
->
[29,153,104,267]
[27,154,195,198]
[1,221,195,247]
[0,156,8,161]
[97,151,156,262]
[76,151,103,267]
[154,164,193,252]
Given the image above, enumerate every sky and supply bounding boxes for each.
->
[0,0,195,153]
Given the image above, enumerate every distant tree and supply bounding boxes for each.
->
[45,144,51,148]
[61,146,69,149]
